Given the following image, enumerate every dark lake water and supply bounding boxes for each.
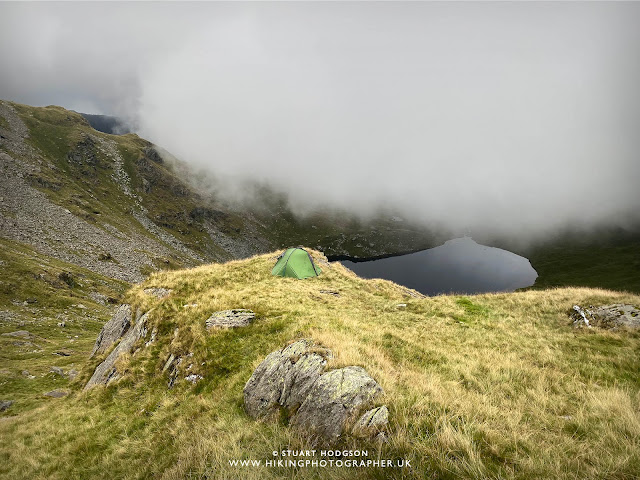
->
[339,237,538,296]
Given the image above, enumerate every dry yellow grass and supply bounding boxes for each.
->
[1,249,639,479]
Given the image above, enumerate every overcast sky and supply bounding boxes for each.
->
[1,2,639,240]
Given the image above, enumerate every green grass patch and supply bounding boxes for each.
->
[0,238,128,416]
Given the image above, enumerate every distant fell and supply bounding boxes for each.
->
[79,112,134,135]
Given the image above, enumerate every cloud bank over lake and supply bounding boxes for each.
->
[2,2,639,240]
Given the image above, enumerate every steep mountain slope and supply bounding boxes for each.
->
[0,101,273,282]
[1,251,639,479]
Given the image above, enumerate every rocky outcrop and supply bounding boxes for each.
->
[0,101,243,283]
[84,309,150,389]
[0,400,14,412]
[571,304,640,330]
[244,340,386,444]
[291,366,384,442]
[90,304,132,357]
[162,353,182,388]
[144,146,164,164]
[571,305,592,327]
[67,136,98,166]
[206,309,255,330]
[244,340,330,419]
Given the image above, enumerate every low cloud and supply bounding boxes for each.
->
[2,2,639,242]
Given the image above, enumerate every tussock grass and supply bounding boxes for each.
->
[2,249,640,479]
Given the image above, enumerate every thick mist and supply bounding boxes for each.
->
[2,2,639,242]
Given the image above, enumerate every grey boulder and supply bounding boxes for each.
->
[571,304,640,330]
[591,304,640,329]
[244,339,329,419]
[244,340,385,444]
[91,304,132,357]
[291,366,384,442]
[50,366,65,377]
[84,311,149,389]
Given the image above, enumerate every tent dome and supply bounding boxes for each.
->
[271,248,321,279]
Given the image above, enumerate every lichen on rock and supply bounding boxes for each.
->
[291,366,384,442]
[244,339,386,444]
[244,339,329,420]
[352,405,389,438]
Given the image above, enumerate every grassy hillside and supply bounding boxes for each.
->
[0,238,127,414]
[514,228,640,294]
[1,250,639,479]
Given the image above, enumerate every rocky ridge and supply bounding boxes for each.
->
[0,102,197,281]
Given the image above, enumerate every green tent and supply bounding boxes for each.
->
[271,248,321,279]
